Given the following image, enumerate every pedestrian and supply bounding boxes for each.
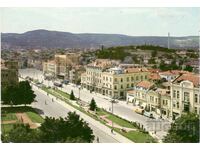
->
[111,129,113,133]
[96,137,100,143]
[52,98,54,102]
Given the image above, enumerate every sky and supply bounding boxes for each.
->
[1,7,200,36]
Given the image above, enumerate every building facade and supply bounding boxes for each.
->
[43,53,80,80]
[81,59,150,99]
[170,73,200,119]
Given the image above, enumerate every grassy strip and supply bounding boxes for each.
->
[106,115,136,129]
[1,113,17,121]
[114,128,156,143]
[26,112,44,123]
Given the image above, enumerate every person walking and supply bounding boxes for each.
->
[96,137,100,143]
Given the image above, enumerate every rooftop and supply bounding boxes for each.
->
[136,80,154,89]
[173,73,200,87]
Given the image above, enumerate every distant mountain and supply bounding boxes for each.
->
[1,29,199,50]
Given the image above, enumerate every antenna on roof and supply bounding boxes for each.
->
[168,32,170,49]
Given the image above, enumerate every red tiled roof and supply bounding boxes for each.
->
[136,80,154,89]
[125,68,148,73]
[149,73,161,80]
[173,73,200,87]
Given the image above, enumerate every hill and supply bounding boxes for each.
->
[1,29,199,50]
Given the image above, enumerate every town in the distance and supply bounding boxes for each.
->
[1,33,200,143]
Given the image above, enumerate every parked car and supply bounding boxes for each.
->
[143,111,153,118]
[62,80,69,85]
[54,81,62,87]
[134,107,144,115]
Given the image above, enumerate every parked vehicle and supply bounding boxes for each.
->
[62,80,69,85]
[143,111,153,118]
[134,107,144,115]
[54,81,62,87]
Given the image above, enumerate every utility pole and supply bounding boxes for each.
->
[168,32,170,49]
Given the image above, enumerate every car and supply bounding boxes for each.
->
[134,107,144,115]
[62,80,69,85]
[143,111,153,118]
[54,81,62,87]
[110,100,119,103]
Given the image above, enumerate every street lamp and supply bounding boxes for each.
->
[78,87,81,101]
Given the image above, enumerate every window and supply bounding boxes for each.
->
[195,94,198,103]
[177,102,179,108]
[131,83,134,87]
[173,102,176,108]
[127,84,129,88]
[121,85,123,89]
[177,91,180,99]
[114,78,117,82]
[194,107,197,113]
[136,76,139,80]
[114,85,117,90]
[127,77,129,82]
[142,93,145,99]
[141,76,143,80]
[145,75,147,79]
[121,78,123,82]
[173,90,176,98]
[131,77,134,81]
[184,92,190,102]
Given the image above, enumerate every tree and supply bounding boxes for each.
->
[163,113,199,143]
[18,81,36,106]
[39,112,94,143]
[70,90,75,100]
[3,124,41,143]
[184,65,193,72]
[151,50,157,57]
[89,98,97,111]
[1,81,36,106]
[1,85,19,106]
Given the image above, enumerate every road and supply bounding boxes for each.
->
[19,68,170,140]
[29,84,123,143]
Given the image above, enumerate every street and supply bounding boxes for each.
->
[19,76,133,143]
[19,68,170,140]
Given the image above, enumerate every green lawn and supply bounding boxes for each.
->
[26,112,44,123]
[1,124,16,134]
[106,115,136,129]
[115,128,156,143]
[1,113,17,121]
[96,109,108,116]
[54,89,70,99]
[1,106,44,124]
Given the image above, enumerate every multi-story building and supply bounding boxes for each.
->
[69,65,85,84]
[81,59,150,99]
[81,59,120,94]
[43,53,80,79]
[170,73,200,119]
[1,59,19,88]
[126,80,171,118]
